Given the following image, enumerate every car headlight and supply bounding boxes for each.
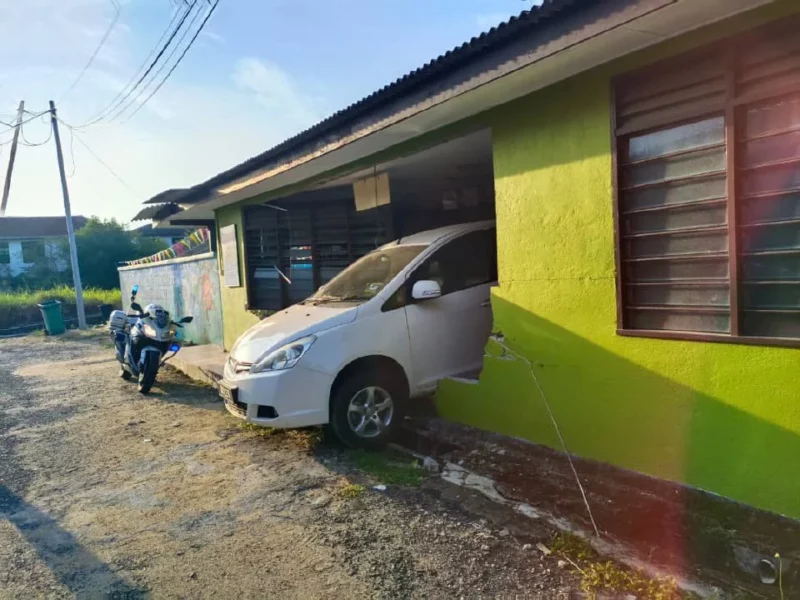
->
[142,323,157,338]
[250,335,316,374]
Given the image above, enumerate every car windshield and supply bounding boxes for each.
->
[308,244,426,304]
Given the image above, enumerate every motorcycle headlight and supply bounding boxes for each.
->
[250,335,316,374]
[142,323,158,337]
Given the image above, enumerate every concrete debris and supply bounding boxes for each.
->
[498,529,510,538]
[557,560,567,569]
[422,456,440,473]
[311,495,332,508]
[536,542,552,556]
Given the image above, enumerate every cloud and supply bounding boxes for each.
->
[231,57,323,131]
[0,2,327,222]
[201,30,225,44]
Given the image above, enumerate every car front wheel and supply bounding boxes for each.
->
[330,370,405,450]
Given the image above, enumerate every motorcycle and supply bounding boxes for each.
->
[109,285,194,394]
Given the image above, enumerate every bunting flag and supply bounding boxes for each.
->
[124,228,211,266]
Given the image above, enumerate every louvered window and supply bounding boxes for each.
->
[243,202,388,310]
[614,18,800,346]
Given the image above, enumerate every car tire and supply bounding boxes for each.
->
[330,369,406,450]
[119,368,132,380]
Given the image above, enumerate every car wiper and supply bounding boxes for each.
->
[307,295,343,305]
[336,294,373,302]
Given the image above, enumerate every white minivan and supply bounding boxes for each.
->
[220,220,497,448]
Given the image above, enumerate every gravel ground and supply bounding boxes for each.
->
[0,331,582,599]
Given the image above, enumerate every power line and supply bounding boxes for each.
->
[111,1,206,121]
[20,119,53,147]
[77,4,185,128]
[66,124,77,178]
[57,1,122,104]
[79,2,197,127]
[59,119,141,199]
[0,110,49,137]
[124,0,221,123]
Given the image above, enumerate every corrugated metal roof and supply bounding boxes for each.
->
[0,216,88,238]
[132,203,182,222]
[147,0,581,207]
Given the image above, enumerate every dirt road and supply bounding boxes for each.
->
[0,331,580,598]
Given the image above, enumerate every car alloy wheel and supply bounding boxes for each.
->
[347,386,394,439]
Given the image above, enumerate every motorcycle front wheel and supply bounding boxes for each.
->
[138,352,159,394]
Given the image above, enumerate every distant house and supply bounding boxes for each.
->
[0,216,88,277]
[133,223,189,247]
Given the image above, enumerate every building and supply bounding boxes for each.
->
[0,216,87,278]
[133,223,191,247]
[136,0,800,525]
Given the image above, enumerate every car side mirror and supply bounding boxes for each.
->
[411,280,442,301]
[179,316,194,324]
[130,302,143,313]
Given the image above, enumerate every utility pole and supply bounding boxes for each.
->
[49,100,86,329]
[0,100,24,217]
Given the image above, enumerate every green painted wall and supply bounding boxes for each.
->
[216,204,260,350]
[211,0,800,517]
[438,4,800,519]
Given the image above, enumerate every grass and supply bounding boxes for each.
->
[0,286,121,327]
[237,423,324,452]
[0,286,121,308]
[550,533,683,600]
[345,449,426,487]
[337,482,366,499]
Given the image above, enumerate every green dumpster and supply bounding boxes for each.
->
[38,300,66,335]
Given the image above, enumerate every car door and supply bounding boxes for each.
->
[404,228,497,392]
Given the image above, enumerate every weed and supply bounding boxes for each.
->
[579,561,679,599]
[286,428,324,452]
[238,422,278,437]
[551,532,596,562]
[345,449,425,487]
[551,533,682,599]
[337,482,366,499]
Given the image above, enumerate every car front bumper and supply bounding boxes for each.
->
[220,363,333,429]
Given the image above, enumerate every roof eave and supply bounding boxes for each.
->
[165,0,776,225]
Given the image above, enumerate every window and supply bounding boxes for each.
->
[243,201,390,310]
[0,242,9,265]
[21,241,46,264]
[613,19,800,346]
[411,228,498,296]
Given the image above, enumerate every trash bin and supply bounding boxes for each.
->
[37,300,66,335]
[100,303,113,322]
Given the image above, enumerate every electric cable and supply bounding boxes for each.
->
[57,1,122,103]
[59,119,140,199]
[111,0,206,121]
[19,119,53,147]
[491,334,601,537]
[122,0,220,123]
[75,2,192,127]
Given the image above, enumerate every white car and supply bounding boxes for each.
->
[220,220,497,448]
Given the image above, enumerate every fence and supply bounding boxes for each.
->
[118,251,223,347]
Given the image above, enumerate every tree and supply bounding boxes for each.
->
[59,218,167,290]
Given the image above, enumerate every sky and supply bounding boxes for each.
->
[0,0,531,224]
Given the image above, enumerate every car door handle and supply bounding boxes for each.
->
[480,299,491,307]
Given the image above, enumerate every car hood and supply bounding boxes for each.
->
[231,303,358,363]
